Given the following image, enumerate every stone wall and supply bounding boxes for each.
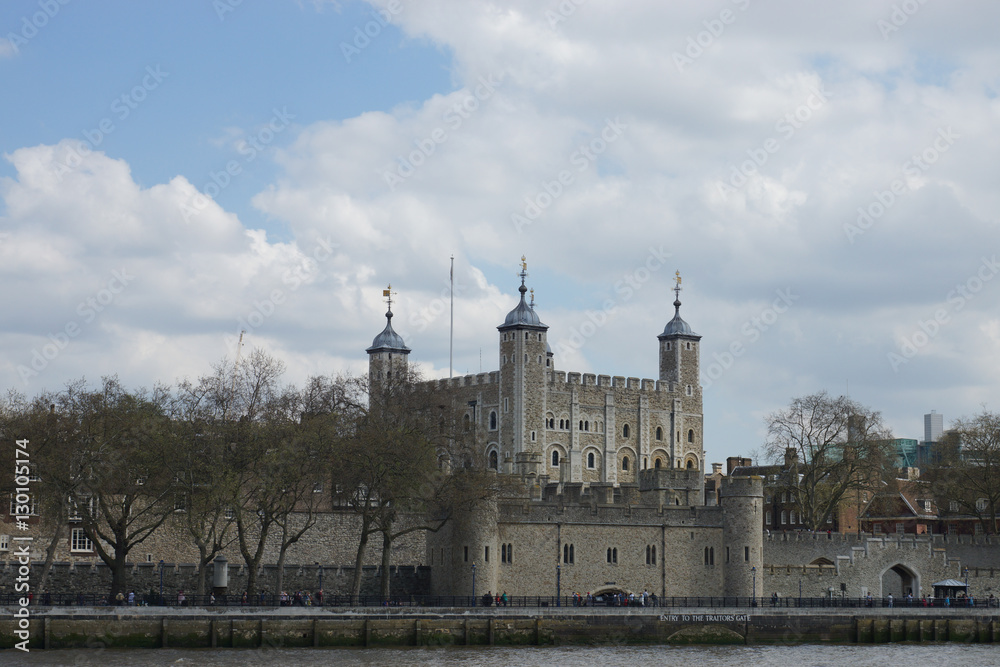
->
[762,532,999,599]
[1,510,426,569]
[0,560,430,598]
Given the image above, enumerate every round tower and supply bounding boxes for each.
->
[447,495,499,600]
[720,475,764,598]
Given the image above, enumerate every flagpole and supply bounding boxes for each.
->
[449,255,454,379]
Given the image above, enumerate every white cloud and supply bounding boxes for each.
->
[4,1,1000,462]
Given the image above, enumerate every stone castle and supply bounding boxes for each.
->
[5,261,998,601]
[367,261,765,598]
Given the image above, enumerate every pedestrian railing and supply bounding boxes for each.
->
[2,593,995,610]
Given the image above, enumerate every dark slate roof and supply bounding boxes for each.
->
[498,283,548,331]
[659,298,700,339]
[366,310,410,353]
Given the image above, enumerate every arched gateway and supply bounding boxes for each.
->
[881,563,919,598]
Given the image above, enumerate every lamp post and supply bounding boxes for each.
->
[556,564,561,607]
[964,566,969,590]
[472,562,476,606]
[159,560,164,605]
[751,566,757,607]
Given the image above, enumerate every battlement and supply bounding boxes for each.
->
[719,475,763,498]
[548,371,676,393]
[638,468,703,490]
[415,371,501,391]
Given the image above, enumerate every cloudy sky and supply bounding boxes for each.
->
[2,0,998,464]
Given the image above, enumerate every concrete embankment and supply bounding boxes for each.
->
[2,606,999,649]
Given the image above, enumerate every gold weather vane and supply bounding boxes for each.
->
[382,284,396,311]
[530,288,535,307]
[674,270,682,301]
[518,255,528,285]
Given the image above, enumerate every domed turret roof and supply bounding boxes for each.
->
[661,298,695,336]
[366,309,410,353]
[502,284,545,328]
[658,271,701,340]
[498,258,548,332]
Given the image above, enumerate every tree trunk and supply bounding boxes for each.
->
[196,543,210,596]
[36,522,64,601]
[350,515,372,601]
[275,549,288,600]
[380,530,392,598]
[110,551,127,603]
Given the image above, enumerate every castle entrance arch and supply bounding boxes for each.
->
[880,563,918,598]
[590,586,630,606]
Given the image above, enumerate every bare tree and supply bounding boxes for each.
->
[764,391,895,531]
[66,377,176,599]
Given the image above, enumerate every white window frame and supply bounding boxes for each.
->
[71,527,94,552]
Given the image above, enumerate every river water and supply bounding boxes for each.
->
[12,645,1000,666]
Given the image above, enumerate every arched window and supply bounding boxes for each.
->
[579,420,583,431]
[622,424,630,438]
[781,510,787,525]
[656,426,663,441]
[790,510,797,524]
[463,414,471,431]
[584,421,589,431]
[489,451,498,470]
[622,456,629,471]
[587,452,595,468]
[489,411,497,430]
[654,458,662,469]
[686,459,694,469]
[687,429,694,443]
[551,450,560,467]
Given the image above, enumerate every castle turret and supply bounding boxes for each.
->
[366,285,410,392]
[497,257,549,471]
[720,475,764,598]
[658,272,704,470]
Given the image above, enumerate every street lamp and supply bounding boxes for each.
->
[751,566,757,607]
[472,562,477,606]
[556,564,561,606]
[316,562,324,605]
